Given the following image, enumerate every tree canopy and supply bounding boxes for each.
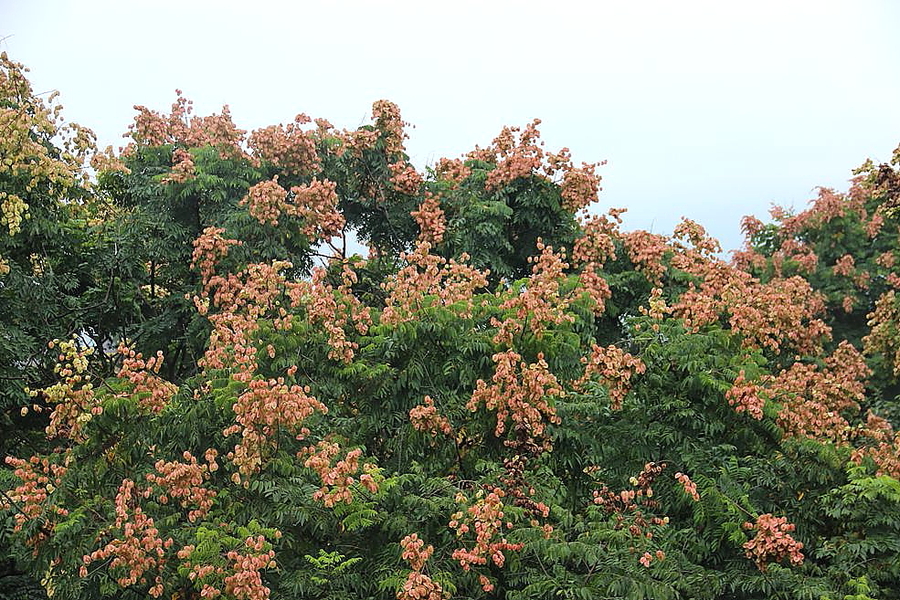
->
[3,50,900,600]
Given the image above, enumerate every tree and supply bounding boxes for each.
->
[736,151,900,419]
[0,51,100,457]
[4,53,900,600]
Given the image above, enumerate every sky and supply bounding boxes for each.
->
[3,0,900,251]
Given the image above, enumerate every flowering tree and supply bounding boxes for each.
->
[4,54,900,600]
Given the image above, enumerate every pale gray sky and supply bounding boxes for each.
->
[3,0,900,251]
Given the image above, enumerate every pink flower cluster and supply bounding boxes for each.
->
[127,90,246,159]
[768,341,870,442]
[740,214,766,240]
[725,371,765,420]
[223,536,277,600]
[190,227,242,292]
[248,114,320,177]
[866,212,885,238]
[242,178,288,226]
[409,396,453,437]
[224,376,328,484]
[876,251,896,270]
[115,344,178,413]
[672,261,750,333]
[737,237,818,279]
[842,295,856,313]
[410,193,446,245]
[481,119,545,191]
[865,290,900,376]
[640,550,666,567]
[570,211,623,316]
[397,572,447,600]
[240,177,343,242]
[196,260,290,375]
[542,146,606,211]
[578,267,612,316]
[467,351,562,448]
[389,161,423,195]
[380,242,489,325]
[399,533,433,571]
[449,488,524,572]
[3,454,69,540]
[90,145,130,174]
[190,243,362,481]
[83,479,172,597]
[742,514,804,571]
[674,472,700,501]
[396,533,448,600]
[559,161,602,212]
[287,265,371,363]
[832,254,856,277]
[473,123,604,212]
[290,178,344,241]
[178,533,278,600]
[145,450,218,522]
[494,240,573,344]
[770,187,865,236]
[576,344,646,410]
[189,232,379,488]
[300,441,379,507]
[434,157,471,189]
[673,218,721,257]
[622,230,670,283]
[851,412,900,479]
[775,239,819,276]
[675,269,832,356]
[332,127,379,158]
[371,99,409,155]
[572,210,622,267]
[162,147,196,184]
[591,462,669,557]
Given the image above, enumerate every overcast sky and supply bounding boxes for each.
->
[3,0,900,251]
